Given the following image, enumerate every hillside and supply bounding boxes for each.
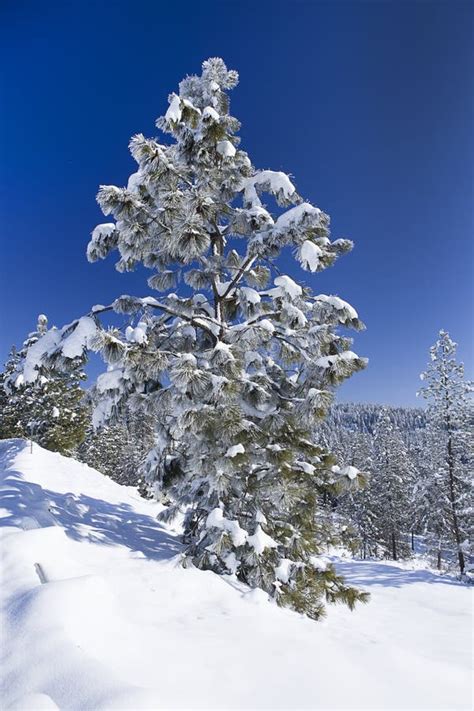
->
[0,440,471,710]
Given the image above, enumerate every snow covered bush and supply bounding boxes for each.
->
[18,58,369,618]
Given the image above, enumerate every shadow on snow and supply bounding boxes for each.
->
[334,557,465,589]
[0,439,181,562]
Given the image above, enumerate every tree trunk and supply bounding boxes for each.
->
[442,371,465,575]
[411,530,415,552]
[446,433,465,574]
[391,531,397,560]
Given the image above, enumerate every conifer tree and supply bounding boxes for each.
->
[371,409,412,560]
[77,393,155,486]
[418,331,473,574]
[19,59,369,618]
[1,315,88,453]
[0,346,24,439]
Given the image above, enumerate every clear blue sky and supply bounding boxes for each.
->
[1,0,472,406]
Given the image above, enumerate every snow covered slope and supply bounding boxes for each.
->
[0,440,472,710]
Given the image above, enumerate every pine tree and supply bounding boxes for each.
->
[418,331,473,574]
[336,432,380,558]
[371,409,413,560]
[1,315,88,453]
[77,392,155,487]
[19,59,369,618]
[0,346,24,439]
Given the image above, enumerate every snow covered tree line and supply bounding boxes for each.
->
[77,389,155,489]
[0,316,155,480]
[319,337,472,574]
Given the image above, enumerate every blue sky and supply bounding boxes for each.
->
[1,0,472,406]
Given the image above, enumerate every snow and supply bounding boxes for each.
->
[125,323,147,344]
[216,140,236,157]
[1,440,471,711]
[224,552,238,574]
[315,350,360,368]
[239,286,261,304]
[215,280,235,297]
[96,368,128,393]
[295,460,316,474]
[61,317,97,359]
[224,443,245,458]
[310,555,330,572]
[342,465,359,480]
[300,239,323,271]
[87,224,116,261]
[206,507,224,528]
[224,519,248,547]
[90,223,115,241]
[273,275,303,299]
[246,524,278,555]
[202,106,219,121]
[274,202,321,232]
[331,464,360,480]
[165,93,181,123]
[315,294,359,320]
[127,171,142,194]
[51,407,60,419]
[275,558,293,583]
[14,374,24,388]
[213,341,235,361]
[241,170,296,206]
[205,507,248,546]
[257,318,275,334]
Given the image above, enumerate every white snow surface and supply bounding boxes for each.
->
[274,202,321,233]
[202,106,219,121]
[315,294,359,320]
[273,275,302,299]
[165,93,181,123]
[241,170,296,207]
[300,239,323,271]
[216,140,236,158]
[224,443,245,458]
[0,440,472,710]
[246,524,278,555]
[61,317,97,359]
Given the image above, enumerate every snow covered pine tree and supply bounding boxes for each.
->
[1,315,88,453]
[418,331,473,575]
[371,409,413,560]
[20,59,369,618]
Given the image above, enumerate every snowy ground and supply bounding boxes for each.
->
[0,440,472,711]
